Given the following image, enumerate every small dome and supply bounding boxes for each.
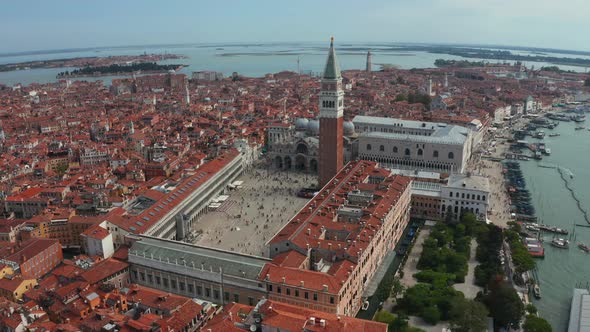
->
[307,119,320,135]
[343,121,355,136]
[295,118,309,131]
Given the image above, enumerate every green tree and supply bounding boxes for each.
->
[390,277,405,299]
[449,297,489,332]
[484,281,524,329]
[399,284,431,314]
[422,305,441,325]
[374,310,396,325]
[389,313,409,332]
[525,304,538,315]
[523,315,552,332]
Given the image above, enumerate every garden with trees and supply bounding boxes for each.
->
[393,213,485,325]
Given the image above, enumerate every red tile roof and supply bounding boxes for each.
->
[206,300,387,332]
[81,258,128,285]
[107,148,240,234]
[81,224,110,240]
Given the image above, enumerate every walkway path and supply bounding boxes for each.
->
[380,227,431,313]
[466,133,512,228]
[453,238,483,299]
[400,227,432,288]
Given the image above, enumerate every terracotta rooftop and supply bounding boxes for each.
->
[206,300,387,332]
[107,148,240,234]
[80,224,110,240]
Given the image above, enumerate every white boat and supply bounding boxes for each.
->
[550,238,569,249]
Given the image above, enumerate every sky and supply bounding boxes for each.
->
[1,0,589,53]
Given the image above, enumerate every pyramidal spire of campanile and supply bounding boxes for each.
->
[323,37,341,80]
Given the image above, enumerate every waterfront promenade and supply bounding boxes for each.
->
[466,131,513,228]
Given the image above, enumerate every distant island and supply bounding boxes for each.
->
[434,59,486,68]
[0,53,186,72]
[57,62,185,78]
[429,47,590,67]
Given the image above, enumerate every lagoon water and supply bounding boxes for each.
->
[520,120,590,331]
[1,43,587,86]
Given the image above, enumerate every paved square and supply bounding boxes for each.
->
[189,167,317,257]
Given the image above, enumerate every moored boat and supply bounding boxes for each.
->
[550,238,569,249]
[578,243,590,253]
[533,284,541,299]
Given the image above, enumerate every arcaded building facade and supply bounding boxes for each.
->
[354,116,474,174]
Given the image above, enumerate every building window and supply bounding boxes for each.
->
[234,294,240,303]
[132,270,138,279]
[405,148,410,156]
[179,282,185,291]
[214,290,220,299]
[205,288,210,297]
[268,284,273,292]
[304,292,309,299]
[295,289,300,297]
[462,193,465,199]
[448,152,454,159]
[313,293,318,301]
[188,284,194,293]
[379,145,384,152]
[330,296,335,304]
[482,195,486,201]
[286,288,291,296]
[171,280,177,289]
[418,148,423,156]
[147,275,153,283]
[224,292,230,301]
[277,286,282,294]
[197,286,202,296]
[393,146,398,153]
[139,272,145,281]
[366,144,372,151]
[163,278,169,288]
[248,297,255,306]
[477,195,480,200]
[450,192,453,198]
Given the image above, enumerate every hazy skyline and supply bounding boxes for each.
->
[2,0,589,53]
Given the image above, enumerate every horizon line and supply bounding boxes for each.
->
[2,41,590,58]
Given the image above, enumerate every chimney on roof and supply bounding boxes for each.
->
[266,274,270,281]
[310,317,316,325]
[307,228,311,235]
[282,277,286,284]
[300,280,305,287]
[320,319,326,327]
[322,284,328,292]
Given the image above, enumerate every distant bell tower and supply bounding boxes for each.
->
[366,50,372,73]
[319,37,344,187]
